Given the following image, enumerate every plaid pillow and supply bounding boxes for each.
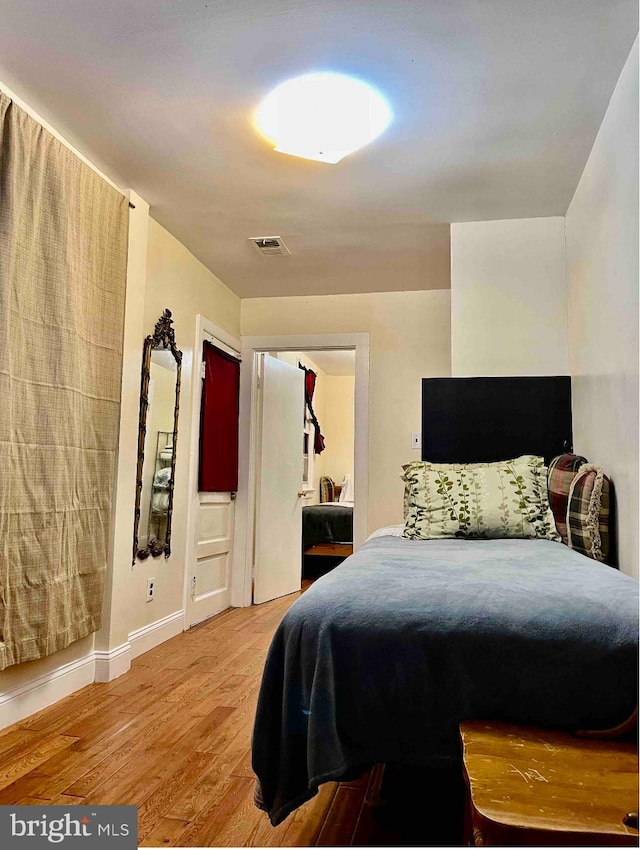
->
[566,465,610,562]
[319,476,335,503]
[547,453,588,543]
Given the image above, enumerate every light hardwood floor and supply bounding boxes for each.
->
[0,587,413,847]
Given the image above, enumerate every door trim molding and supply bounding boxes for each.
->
[183,315,242,630]
[233,332,370,608]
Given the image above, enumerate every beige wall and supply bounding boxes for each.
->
[565,38,639,577]
[321,376,355,487]
[451,217,568,377]
[126,218,241,635]
[242,290,451,532]
[97,192,150,658]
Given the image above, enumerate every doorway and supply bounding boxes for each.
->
[183,315,242,629]
[253,348,356,602]
[232,333,370,608]
[295,349,356,580]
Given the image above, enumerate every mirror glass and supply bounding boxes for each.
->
[133,310,182,564]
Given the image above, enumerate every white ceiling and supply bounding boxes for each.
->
[0,1,636,298]
[303,350,355,377]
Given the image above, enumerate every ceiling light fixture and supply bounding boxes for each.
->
[255,72,392,164]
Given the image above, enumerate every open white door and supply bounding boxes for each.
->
[253,354,305,604]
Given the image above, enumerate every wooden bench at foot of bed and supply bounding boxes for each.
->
[303,543,353,557]
[460,720,639,846]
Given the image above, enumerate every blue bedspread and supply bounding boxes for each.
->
[252,536,639,825]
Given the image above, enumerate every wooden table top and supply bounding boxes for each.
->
[460,720,639,842]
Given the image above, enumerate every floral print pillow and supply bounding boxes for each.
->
[402,455,560,541]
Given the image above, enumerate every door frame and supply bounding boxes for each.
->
[232,332,370,608]
[182,314,242,629]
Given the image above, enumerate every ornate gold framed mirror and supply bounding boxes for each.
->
[132,309,182,564]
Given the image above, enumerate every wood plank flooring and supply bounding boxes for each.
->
[0,587,463,847]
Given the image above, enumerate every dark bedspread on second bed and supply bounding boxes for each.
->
[302,503,353,550]
[252,535,639,825]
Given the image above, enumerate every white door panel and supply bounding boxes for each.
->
[253,355,304,604]
[187,491,234,626]
[197,501,229,540]
[193,553,227,595]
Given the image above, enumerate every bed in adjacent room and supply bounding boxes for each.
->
[302,476,354,576]
[252,377,639,826]
[301,502,353,551]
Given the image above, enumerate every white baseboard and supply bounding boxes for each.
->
[0,652,96,730]
[94,643,133,683]
[0,610,185,731]
[128,610,184,659]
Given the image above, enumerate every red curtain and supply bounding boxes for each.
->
[298,363,326,454]
[199,341,240,491]
[304,369,316,405]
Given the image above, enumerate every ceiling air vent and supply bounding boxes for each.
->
[250,236,291,256]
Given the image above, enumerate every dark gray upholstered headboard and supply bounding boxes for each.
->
[421,376,572,465]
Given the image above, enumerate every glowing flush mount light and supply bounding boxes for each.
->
[255,72,392,164]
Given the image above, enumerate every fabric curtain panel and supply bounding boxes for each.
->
[0,93,129,670]
[298,363,325,454]
[303,368,316,406]
[199,341,240,492]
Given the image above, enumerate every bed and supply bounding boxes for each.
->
[301,501,353,579]
[302,477,354,577]
[302,501,353,551]
[253,532,638,825]
[252,377,639,826]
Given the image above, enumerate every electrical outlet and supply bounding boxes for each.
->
[146,577,155,602]
[411,432,421,449]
